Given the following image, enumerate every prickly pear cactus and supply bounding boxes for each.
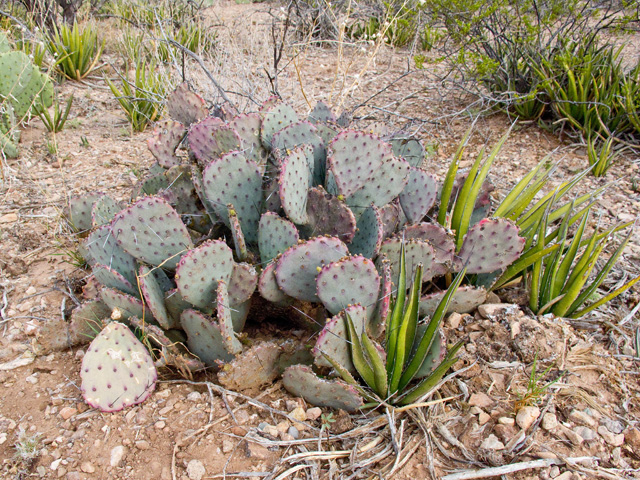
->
[80,322,157,412]
[72,84,529,412]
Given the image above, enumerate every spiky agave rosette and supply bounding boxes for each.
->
[68,84,526,411]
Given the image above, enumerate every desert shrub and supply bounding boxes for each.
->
[46,20,104,80]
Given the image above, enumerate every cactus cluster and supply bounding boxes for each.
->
[70,83,526,411]
[0,31,53,158]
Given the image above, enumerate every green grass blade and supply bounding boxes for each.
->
[386,244,407,374]
[361,332,388,397]
[437,125,473,226]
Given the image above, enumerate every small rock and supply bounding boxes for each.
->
[290,407,306,422]
[598,426,624,446]
[110,445,126,467]
[549,466,560,477]
[306,407,322,421]
[280,432,295,441]
[446,312,463,329]
[285,400,301,411]
[186,460,206,480]
[542,413,558,430]
[478,412,491,426]
[231,426,247,436]
[222,439,234,453]
[0,213,18,223]
[600,417,624,434]
[66,472,81,480]
[186,392,201,402]
[57,467,67,478]
[554,472,573,480]
[155,420,166,429]
[494,424,517,443]
[569,410,596,428]
[235,409,250,425]
[624,427,640,449]
[468,392,494,409]
[276,421,290,434]
[498,417,515,426]
[480,434,504,450]
[477,303,516,319]
[135,440,150,450]
[288,426,299,439]
[246,443,270,460]
[51,459,62,471]
[80,462,95,473]
[574,426,597,442]
[59,407,77,420]
[560,425,583,446]
[25,375,38,384]
[515,406,540,431]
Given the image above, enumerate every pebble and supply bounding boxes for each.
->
[186,460,206,480]
[498,417,515,426]
[569,410,596,428]
[542,413,558,430]
[480,434,504,450]
[80,462,95,473]
[285,400,301,411]
[280,432,295,441]
[574,426,597,442]
[478,412,491,426]
[135,440,150,450]
[625,427,640,449]
[235,409,250,425]
[25,286,37,296]
[186,392,202,402]
[515,406,540,431]
[110,445,126,467]
[59,407,77,420]
[468,392,494,409]
[25,375,38,384]
[477,303,516,318]
[51,459,62,471]
[66,472,81,480]
[290,407,306,422]
[155,420,166,429]
[600,417,624,434]
[222,439,234,453]
[288,426,299,439]
[554,472,573,480]
[276,421,290,433]
[550,466,560,477]
[306,407,322,421]
[446,312,463,329]
[597,426,624,446]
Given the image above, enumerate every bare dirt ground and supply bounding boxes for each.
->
[1,2,640,479]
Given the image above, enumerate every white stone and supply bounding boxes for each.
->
[598,426,624,446]
[80,462,95,473]
[542,413,558,430]
[480,434,504,450]
[186,459,206,480]
[574,426,597,441]
[50,459,62,471]
[516,406,540,431]
[110,445,126,467]
[186,392,202,402]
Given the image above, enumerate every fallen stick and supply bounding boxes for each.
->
[441,456,596,480]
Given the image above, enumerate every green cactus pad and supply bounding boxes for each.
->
[272,121,325,184]
[85,225,137,285]
[328,130,392,198]
[258,261,292,304]
[279,145,312,225]
[165,288,194,324]
[314,122,340,146]
[101,287,146,321]
[412,327,445,378]
[258,212,299,263]
[180,309,235,366]
[131,173,170,200]
[12,68,53,118]
[308,101,337,124]
[147,119,185,168]
[399,168,438,223]
[316,256,380,319]
[0,51,34,106]
[216,280,243,354]
[188,120,242,166]
[228,204,248,261]
[218,341,282,390]
[261,101,299,148]
[275,236,349,302]
[190,164,218,224]
[378,201,403,240]
[175,239,234,310]
[202,151,262,243]
[93,264,139,297]
[303,186,356,243]
[112,196,193,270]
[419,286,488,317]
[457,218,525,274]
[348,204,384,258]
[263,172,283,212]
[229,113,268,173]
[313,303,367,371]
[378,238,436,286]
[166,83,208,126]
[66,193,107,233]
[81,322,157,412]
[162,165,209,232]
[91,195,122,227]
[228,262,258,307]
[346,156,411,217]
[139,265,175,330]
[403,223,455,275]
[390,137,425,168]
[282,365,364,412]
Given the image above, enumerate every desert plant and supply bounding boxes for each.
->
[46,20,104,80]
[35,92,73,132]
[105,60,166,132]
[586,134,618,177]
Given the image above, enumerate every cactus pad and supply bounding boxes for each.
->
[390,137,425,168]
[348,204,384,258]
[258,261,292,304]
[378,238,436,286]
[419,286,488,317]
[202,151,262,243]
[84,225,137,285]
[279,145,312,225]
[216,280,243,354]
[175,239,234,310]
[180,309,235,366]
[93,264,138,297]
[139,265,175,330]
[66,193,107,233]
[228,204,248,261]
[228,262,258,307]
[403,223,455,275]
[313,303,367,371]
[188,120,241,166]
[229,113,268,171]
[308,101,337,124]
[101,287,146,321]
[275,236,349,302]
[258,212,299,263]
[166,83,208,126]
[112,196,193,270]
[303,186,356,243]
[282,365,364,412]
[316,256,380,318]
[148,119,185,168]
[272,121,325,184]
[370,259,392,337]
[80,322,157,412]
[91,195,121,227]
[457,218,525,274]
[261,101,299,148]
[218,341,282,390]
[69,300,111,345]
[399,168,437,223]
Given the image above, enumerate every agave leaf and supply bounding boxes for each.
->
[386,244,407,375]
[438,125,473,226]
[321,352,372,400]
[345,313,376,389]
[360,332,388,397]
